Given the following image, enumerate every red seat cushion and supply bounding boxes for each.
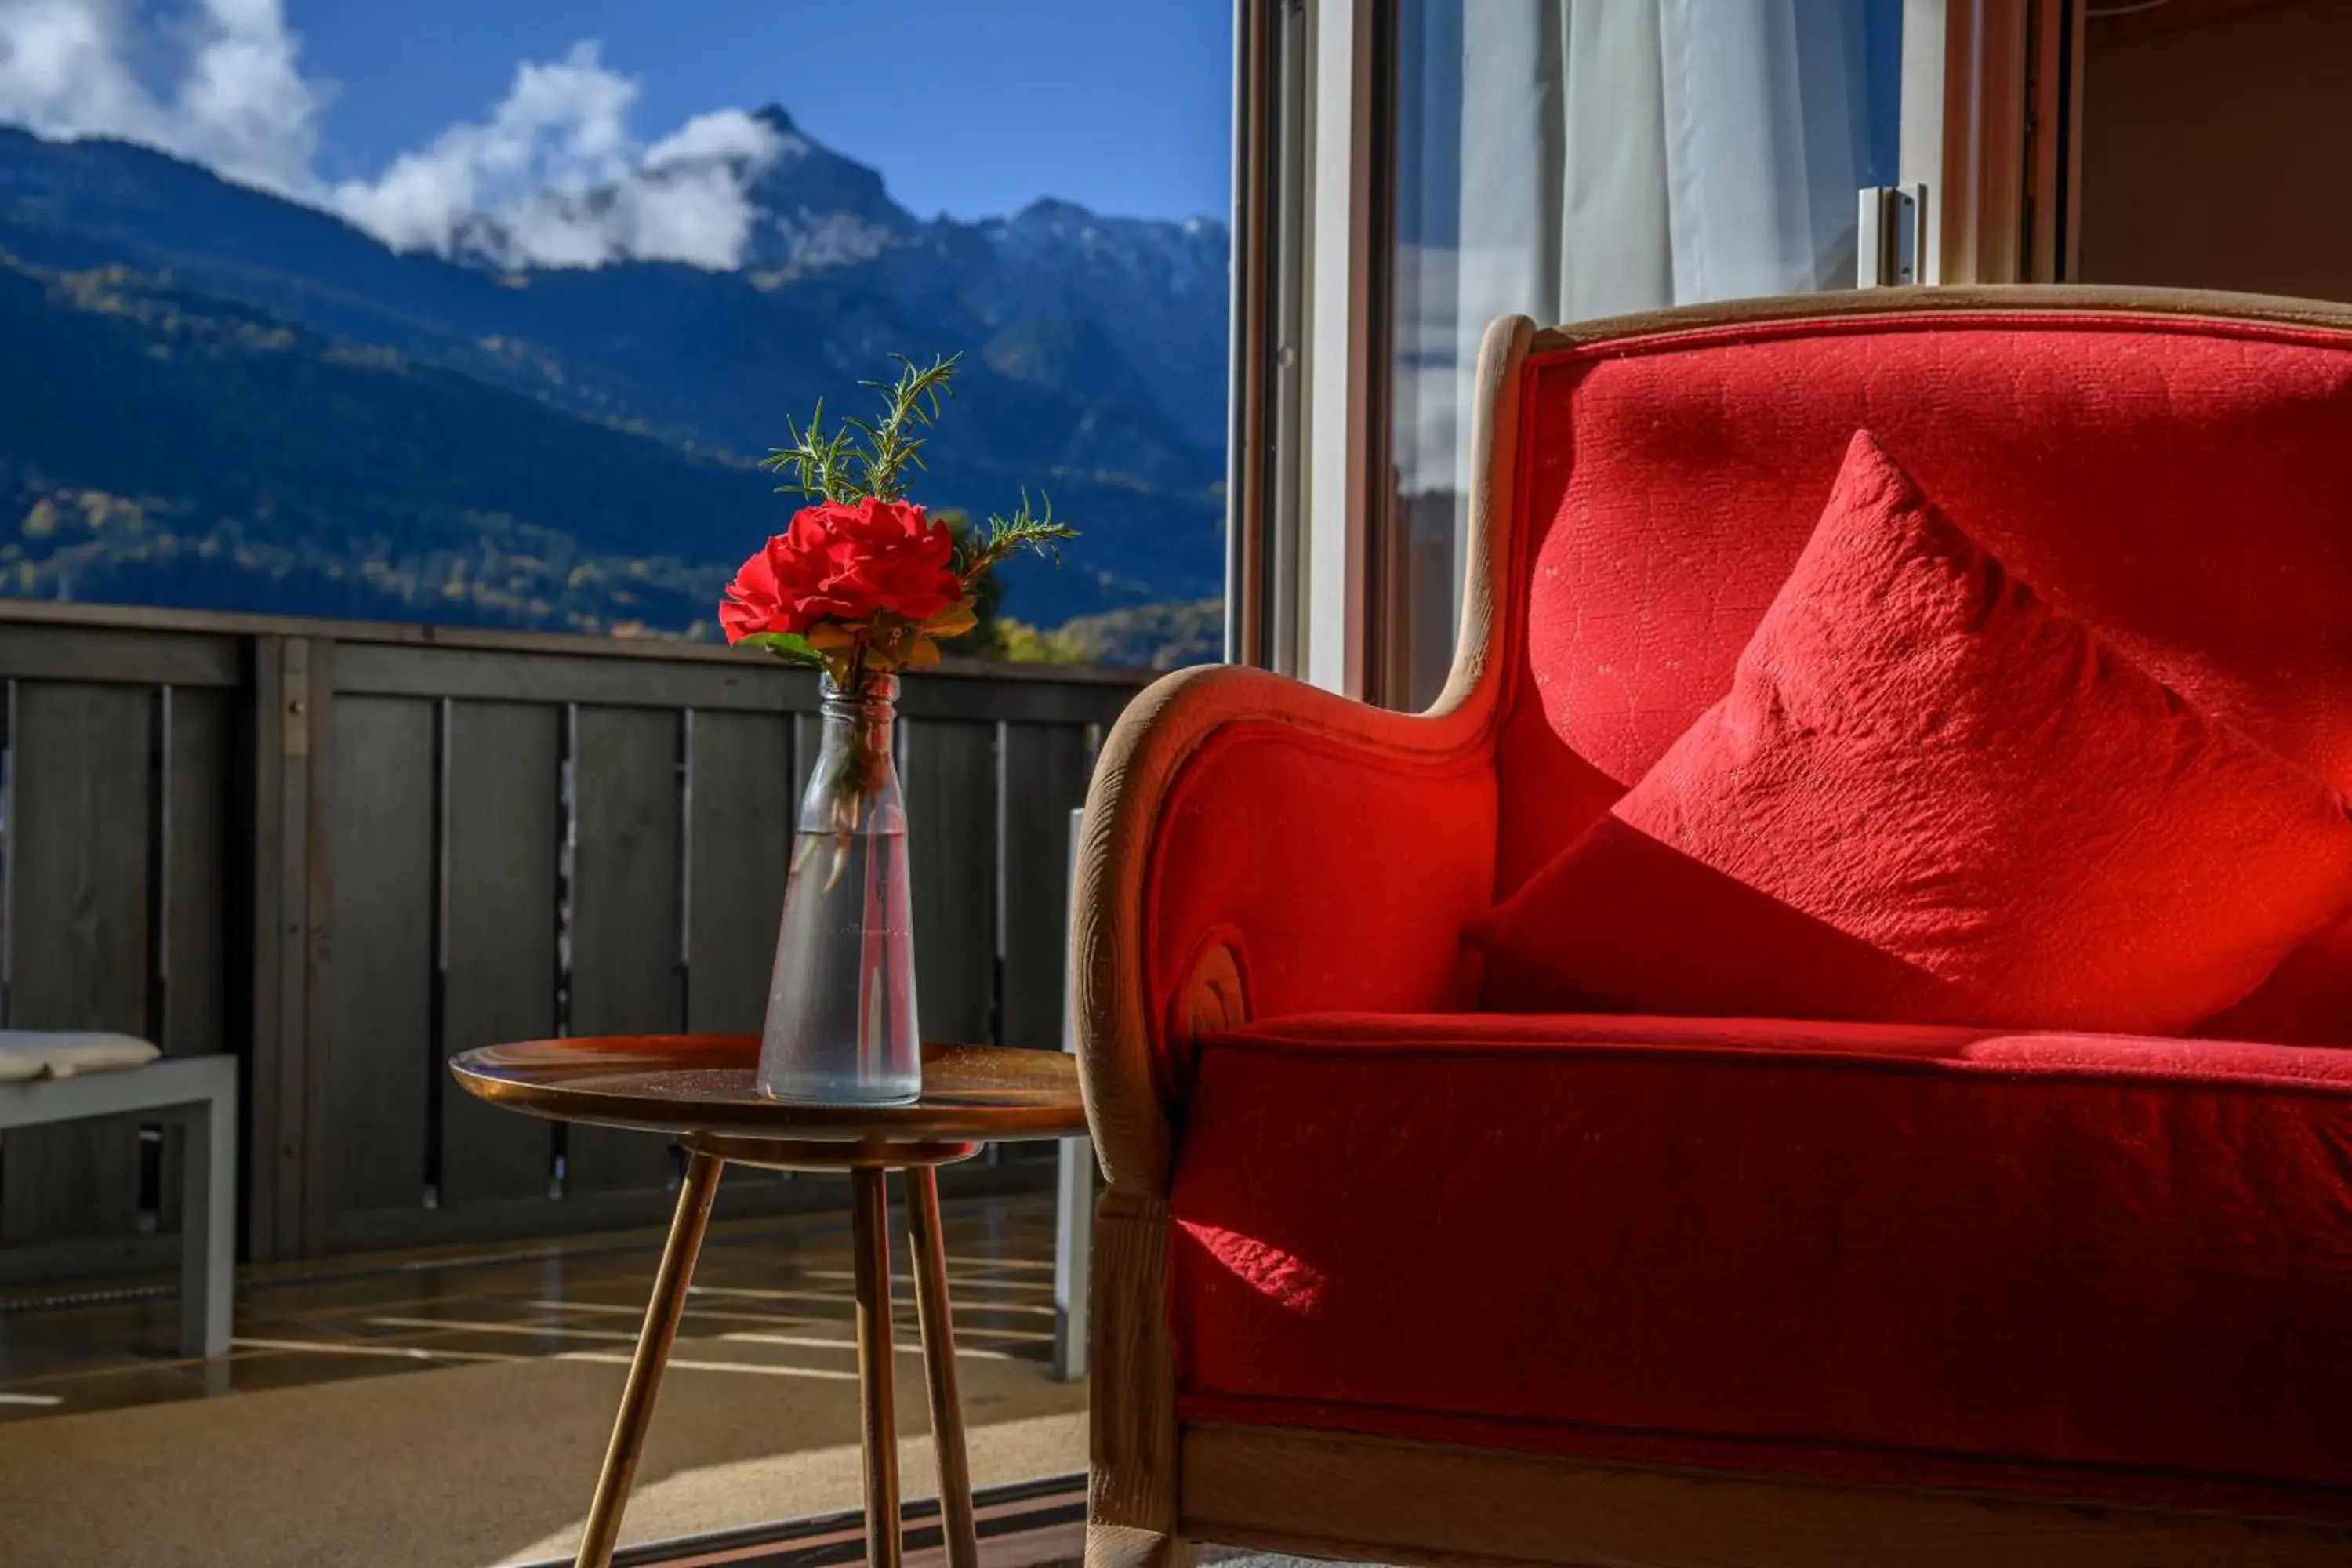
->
[1171,1012,2352,1515]
[1475,430,2352,1033]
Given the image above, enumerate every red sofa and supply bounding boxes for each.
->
[1073,288,2352,1567]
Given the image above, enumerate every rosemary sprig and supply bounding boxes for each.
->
[742,351,1079,688]
[956,489,1080,579]
[760,353,960,504]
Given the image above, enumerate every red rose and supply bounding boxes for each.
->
[722,498,963,641]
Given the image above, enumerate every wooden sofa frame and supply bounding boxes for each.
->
[1071,286,2352,1568]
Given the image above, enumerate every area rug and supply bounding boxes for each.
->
[563,1474,1084,1568]
[0,1330,1087,1567]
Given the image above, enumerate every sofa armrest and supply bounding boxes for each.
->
[1073,318,1536,1196]
[1074,320,1532,1564]
[1072,663,1502,1190]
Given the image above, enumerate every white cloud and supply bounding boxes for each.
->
[492,154,771,271]
[169,0,322,192]
[0,1,150,142]
[0,2,781,269]
[333,49,781,270]
[327,42,634,258]
[644,107,779,170]
[0,0,320,194]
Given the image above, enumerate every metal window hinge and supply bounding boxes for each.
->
[1858,184,1930,287]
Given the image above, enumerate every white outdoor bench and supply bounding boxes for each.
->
[0,1043,235,1358]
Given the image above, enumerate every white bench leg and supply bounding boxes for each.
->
[178,1084,235,1359]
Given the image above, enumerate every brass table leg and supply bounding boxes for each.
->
[851,1166,903,1568]
[906,1166,980,1568]
[575,1149,724,1568]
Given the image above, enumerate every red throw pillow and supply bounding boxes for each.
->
[1477,430,2352,1033]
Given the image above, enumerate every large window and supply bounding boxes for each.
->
[0,5,1227,1560]
[0,1,1230,669]
[1379,0,1905,706]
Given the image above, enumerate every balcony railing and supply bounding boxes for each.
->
[0,601,1148,1283]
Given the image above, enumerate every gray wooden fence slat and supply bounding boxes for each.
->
[335,641,1144,724]
[165,687,230,1059]
[896,675,1140,725]
[793,713,822,803]
[567,705,684,1193]
[325,695,437,1217]
[243,637,293,1260]
[902,719,999,1047]
[1000,724,1097,1051]
[0,625,239,688]
[338,644,817,714]
[157,684,231,1236]
[686,711,793,1035]
[1,683,154,1245]
[439,701,561,1208]
[295,637,338,1254]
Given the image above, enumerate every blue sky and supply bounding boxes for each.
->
[289,0,1234,223]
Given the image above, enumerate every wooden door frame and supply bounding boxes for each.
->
[1910,0,2085,285]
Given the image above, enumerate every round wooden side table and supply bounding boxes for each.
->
[448,1035,1089,1568]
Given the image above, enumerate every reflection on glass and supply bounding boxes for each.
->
[1385,0,1905,708]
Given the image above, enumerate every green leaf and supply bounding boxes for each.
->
[957,488,1080,583]
[739,631,827,667]
[761,350,967,510]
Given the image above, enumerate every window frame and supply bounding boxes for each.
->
[1231,0,2074,705]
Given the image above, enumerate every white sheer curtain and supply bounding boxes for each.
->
[1454,0,1875,336]
[1387,0,1888,702]
[1397,0,1882,495]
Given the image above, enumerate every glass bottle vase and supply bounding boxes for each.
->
[756,670,921,1104]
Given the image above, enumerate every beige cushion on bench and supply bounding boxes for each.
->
[0,1032,162,1081]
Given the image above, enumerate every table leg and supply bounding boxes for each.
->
[906,1165,980,1568]
[852,1166,904,1568]
[575,1150,724,1568]
[179,1084,237,1359]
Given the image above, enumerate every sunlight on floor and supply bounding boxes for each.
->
[0,1190,1083,1567]
[492,1410,1087,1566]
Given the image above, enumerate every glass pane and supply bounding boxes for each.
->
[0,2,1226,1555]
[1385,0,1906,708]
[0,2,1230,672]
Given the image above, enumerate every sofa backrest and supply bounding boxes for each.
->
[1490,292,2352,1041]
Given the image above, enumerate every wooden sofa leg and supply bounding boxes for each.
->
[1087,1186,1194,1568]
[1087,1523,1193,1568]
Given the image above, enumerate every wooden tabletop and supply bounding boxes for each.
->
[448,1036,1087,1148]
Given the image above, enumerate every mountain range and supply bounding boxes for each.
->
[0,107,1229,641]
